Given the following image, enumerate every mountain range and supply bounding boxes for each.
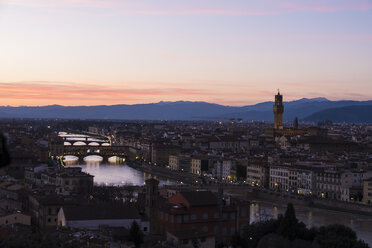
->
[1,98,372,123]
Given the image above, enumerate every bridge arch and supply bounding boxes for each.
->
[108,156,126,164]
[101,143,110,146]
[63,155,79,165]
[73,141,87,146]
[84,155,103,164]
[88,142,100,146]
[64,141,72,146]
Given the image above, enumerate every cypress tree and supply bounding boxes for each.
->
[277,203,298,240]
[129,221,144,248]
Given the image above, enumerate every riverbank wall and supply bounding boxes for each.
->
[126,160,198,184]
[248,189,372,216]
[127,159,372,216]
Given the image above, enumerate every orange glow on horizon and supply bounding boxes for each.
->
[0,81,371,107]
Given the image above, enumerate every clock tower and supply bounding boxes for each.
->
[273,90,284,130]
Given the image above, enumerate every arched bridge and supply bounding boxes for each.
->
[59,132,111,147]
[63,140,111,146]
[62,145,130,162]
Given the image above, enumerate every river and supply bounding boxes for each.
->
[60,132,372,245]
[63,156,175,186]
[60,132,175,186]
[64,158,372,245]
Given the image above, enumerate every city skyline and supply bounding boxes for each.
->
[1,0,371,106]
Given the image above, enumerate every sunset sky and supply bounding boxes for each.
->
[0,0,371,106]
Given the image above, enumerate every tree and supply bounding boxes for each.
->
[231,232,247,248]
[314,224,369,248]
[129,221,144,248]
[192,238,200,248]
[277,203,298,240]
[0,133,10,168]
[243,218,282,248]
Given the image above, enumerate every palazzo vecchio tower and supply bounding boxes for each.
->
[273,90,284,130]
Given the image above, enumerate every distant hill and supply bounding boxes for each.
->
[1,98,372,121]
[303,105,372,123]
[0,102,238,120]
[216,98,372,121]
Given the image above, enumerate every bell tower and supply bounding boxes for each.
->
[145,178,159,234]
[273,90,284,130]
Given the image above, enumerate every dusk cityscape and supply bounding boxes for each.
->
[1,0,372,248]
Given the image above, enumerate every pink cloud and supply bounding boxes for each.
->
[6,0,372,16]
[0,81,216,106]
[0,81,371,107]
[282,1,372,13]
[127,8,274,16]
[284,33,372,43]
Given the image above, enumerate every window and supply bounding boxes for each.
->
[165,213,168,221]
[48,218,51,223]
[160,212,163,220]
[144,227,147,232]
[171,216,174,223]
[231,227,235,235]
[177,216,182,223]
[202,213,208,219]
[231,213,235,220]
[241,208,246,217]
[202,226,208,232]
[214,212,218,219]
[191,214,197,220]
[223,213,227,219]
[184,215,189,223]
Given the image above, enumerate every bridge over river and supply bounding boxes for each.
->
[62,145,130,162]
[51,132,131,163]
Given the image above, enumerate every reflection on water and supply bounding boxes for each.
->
[64,156,175,187]
[250,202,372,246]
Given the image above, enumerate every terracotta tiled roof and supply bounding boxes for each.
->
[179,191,218,206]
[63,204,141,221]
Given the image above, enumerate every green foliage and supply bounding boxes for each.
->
[314,224,368,248]
[129,221,144,248]
[243,218,282,248]
[235,203,370,248]
[277,203,298,240]
[231,232,247,248]
[192,237,200,248]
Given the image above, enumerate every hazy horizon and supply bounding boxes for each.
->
[1,96,371,108]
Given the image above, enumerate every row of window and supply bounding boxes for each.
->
[317,184,341,191]
[270,171,289,177]
[247,169,261,174]
[159,211,240,223]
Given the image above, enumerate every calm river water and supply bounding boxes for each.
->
[64,158,175,186]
